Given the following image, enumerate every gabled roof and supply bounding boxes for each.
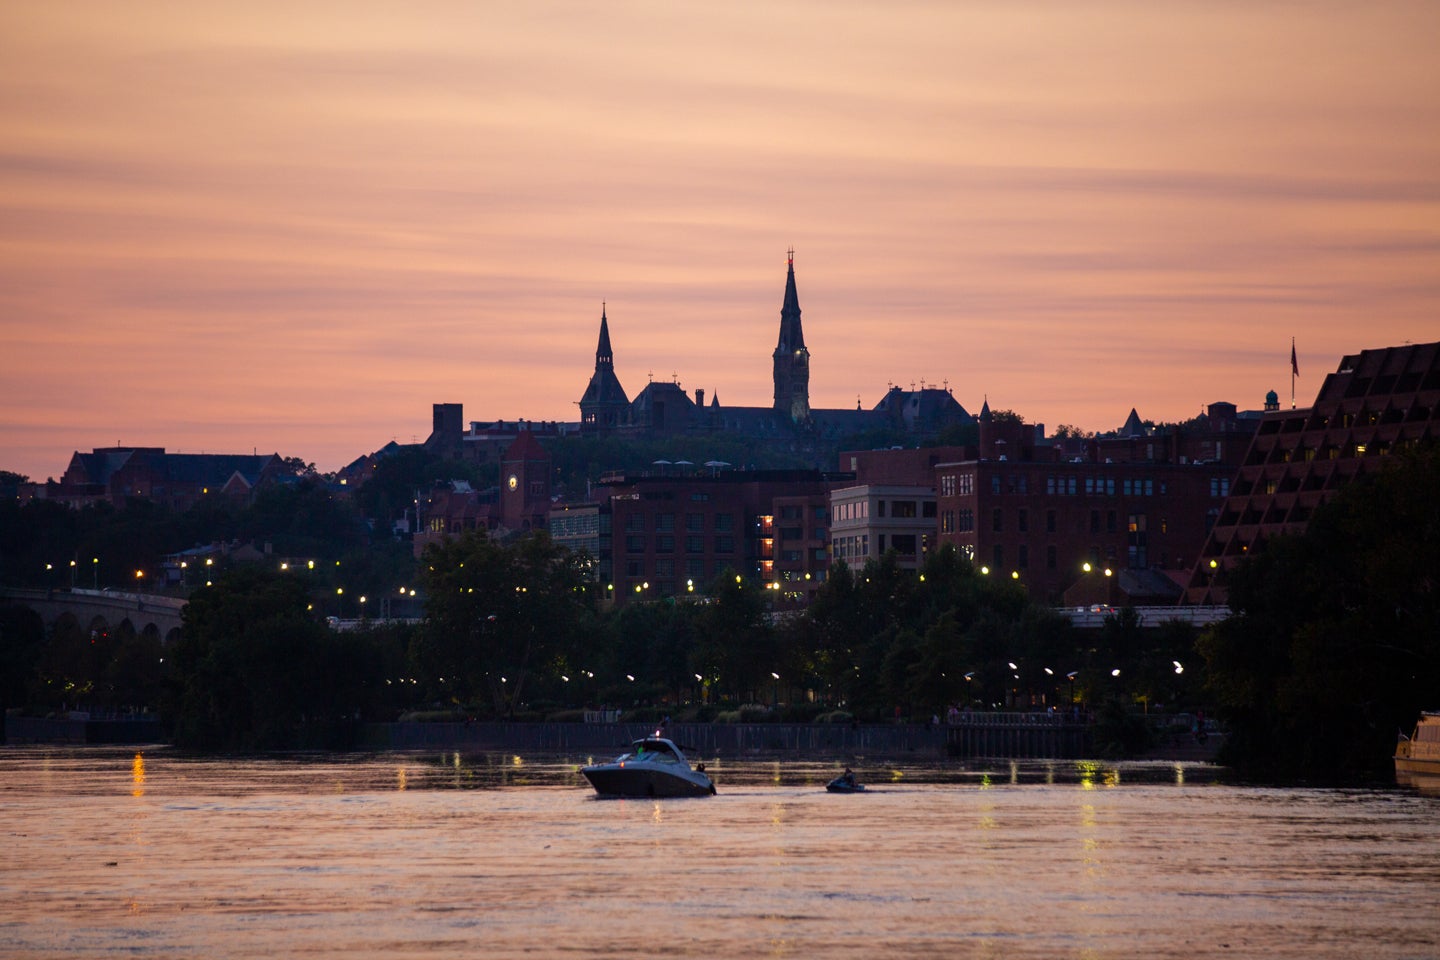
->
[63,447,280,489]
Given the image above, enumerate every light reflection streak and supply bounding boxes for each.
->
[1080,801,1103,879]
[131,752,145,798]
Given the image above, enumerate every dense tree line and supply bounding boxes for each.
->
[1198,443,1440,781]
[0,478,415,611]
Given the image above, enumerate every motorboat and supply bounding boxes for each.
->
[826,772,865,793]
[1395,712,1440,780]
[582,735,716,798]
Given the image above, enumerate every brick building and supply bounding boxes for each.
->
[22,447,286,511]
[593,468,851,606]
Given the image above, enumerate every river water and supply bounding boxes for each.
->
[3,746,1437,959]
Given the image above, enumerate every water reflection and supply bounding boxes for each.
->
[1,747,1436,960]
[1395,769,1440,796]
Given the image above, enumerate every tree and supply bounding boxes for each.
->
[279,456,317,477]
[166,566,359,750]
[0,604,45,743]
[416,530,591,716]
[1198,443,1440,780]
[691,568,774,704]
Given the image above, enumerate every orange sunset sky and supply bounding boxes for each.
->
[2,2,1437,482]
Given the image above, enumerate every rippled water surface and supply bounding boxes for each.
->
[3,746,1438,958]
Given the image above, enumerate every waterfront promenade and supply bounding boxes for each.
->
[5,713,1219,762]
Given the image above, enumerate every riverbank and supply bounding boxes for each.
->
[355,717,1224,763]
[3,714,1224,763]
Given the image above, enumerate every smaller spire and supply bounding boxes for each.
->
[595,303,614,366]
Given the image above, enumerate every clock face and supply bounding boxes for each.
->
[507,474,518,491]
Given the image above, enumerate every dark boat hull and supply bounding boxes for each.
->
[582,766,715,798]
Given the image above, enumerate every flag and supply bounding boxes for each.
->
[1290,341,1299,377]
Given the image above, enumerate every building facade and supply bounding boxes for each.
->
[829,484,937,572]
[595,468,852,606]
[1186,340,1440,603]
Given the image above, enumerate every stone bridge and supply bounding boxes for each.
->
[0,587,187,643]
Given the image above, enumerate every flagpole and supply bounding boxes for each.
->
[1296,338,1307,408]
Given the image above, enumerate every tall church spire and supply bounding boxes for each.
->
[772,249,811,423]
[579,303,629,435]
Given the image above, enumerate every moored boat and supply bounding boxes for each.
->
[1394,712,1440,779]
[582,735,716,798]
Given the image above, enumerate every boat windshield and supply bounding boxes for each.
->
[625,742,680,763]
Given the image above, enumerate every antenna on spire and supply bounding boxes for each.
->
[787,247,794,267]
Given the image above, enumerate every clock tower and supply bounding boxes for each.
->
[499,429,551,532]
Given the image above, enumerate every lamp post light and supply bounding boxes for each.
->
[92,557,99,589]
[1066,671,1078,707]
[771,671,781,708]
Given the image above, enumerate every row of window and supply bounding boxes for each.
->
[623,558,711,581]
[1042,476,1159,497]
[624,512,735,533]
[833,534,869,562]
[623,535,737,554]
[833,499,936,523]
[939,473,975,497]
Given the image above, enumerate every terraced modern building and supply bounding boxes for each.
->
[1186,340,1440,604]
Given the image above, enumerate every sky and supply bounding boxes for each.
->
[2,1,1437,482]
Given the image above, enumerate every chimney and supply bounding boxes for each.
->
[695,388,705,407]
